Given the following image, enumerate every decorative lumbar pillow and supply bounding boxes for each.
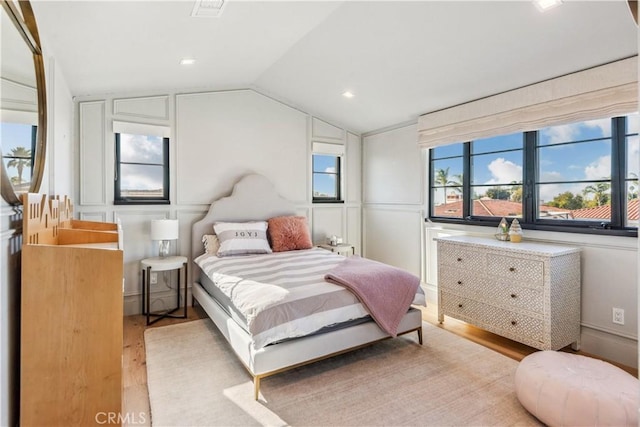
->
[213,221,272,257]
[267,216,313,252]
[202,234,220,255]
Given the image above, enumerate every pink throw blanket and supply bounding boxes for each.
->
[324,256,420,337]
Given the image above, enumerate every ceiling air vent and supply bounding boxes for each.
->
[191,0,226,18]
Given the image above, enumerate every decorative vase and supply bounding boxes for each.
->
[495,217,510,241]
[509,218,523,243]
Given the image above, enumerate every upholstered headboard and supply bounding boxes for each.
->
[191,174,297,261]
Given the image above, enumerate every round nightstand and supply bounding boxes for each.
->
[141,255,188,325]
[317,243,355,257]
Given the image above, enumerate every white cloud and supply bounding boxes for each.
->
[583,118,611,137]
[541,124,578,145]
[484,158,522,185]
[584,155,611,180]
[324,166,337,180]
[121,134,162,163]
[541,118,610,145]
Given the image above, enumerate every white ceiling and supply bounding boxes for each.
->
[31,1,638,134]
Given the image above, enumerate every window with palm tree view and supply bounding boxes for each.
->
[429,114,638,235]
[1,122,36,193]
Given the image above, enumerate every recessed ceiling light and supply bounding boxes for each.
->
[191,0,226,18]
[180,58,196,65]
[534,0,562,12]
[342,91,354,99]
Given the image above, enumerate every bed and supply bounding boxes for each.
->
[191,174,424,400]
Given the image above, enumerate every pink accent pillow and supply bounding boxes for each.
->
[268,216,313,252]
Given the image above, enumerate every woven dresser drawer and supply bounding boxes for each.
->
[438,269,484,294]
[441,292,544,344]
[485,282,544,314]
[440,292,486,323]
[486,253,544,286]
[438,243,485,272]
[436,235,580,351]
[485,306,544,344]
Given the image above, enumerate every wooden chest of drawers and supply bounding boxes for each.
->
[436,235,581,350]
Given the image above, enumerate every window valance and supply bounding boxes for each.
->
[418,57,638,149]
[312,141,344,156]
[112,120,170,138]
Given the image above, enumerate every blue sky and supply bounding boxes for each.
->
[1,122,34,182]
[313,154,338,196]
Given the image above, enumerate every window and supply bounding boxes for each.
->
[428,114,637,236]
[431,144,463,218]
[312,154,342,202]
[115,132,169,204]
[471,133,523,218]
[1,122,36,192]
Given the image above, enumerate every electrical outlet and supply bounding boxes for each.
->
[612,307,624,325]
[150,272,158,285]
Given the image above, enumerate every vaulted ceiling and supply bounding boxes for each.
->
[32,1,638,134]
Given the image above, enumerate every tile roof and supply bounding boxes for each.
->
[433,199,640,221]
[434,199,526,218]
[571,199,639,220]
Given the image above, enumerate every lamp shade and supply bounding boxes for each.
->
[150,219,179,241]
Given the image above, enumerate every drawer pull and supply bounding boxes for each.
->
[457,258,462,262]
[457,280,462,285]
[510,293,517,298]
[511,320,517,326]
[509,267,516,272]
[458,303,463,308]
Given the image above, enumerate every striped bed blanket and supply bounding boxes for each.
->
[195,248,425,349]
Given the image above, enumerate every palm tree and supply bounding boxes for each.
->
[582,182,611,207]
[435,168,460,203]
[6,146,32,184]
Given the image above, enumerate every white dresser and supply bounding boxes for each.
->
[436,235,581,351]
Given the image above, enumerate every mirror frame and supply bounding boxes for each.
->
[1,0,47,205]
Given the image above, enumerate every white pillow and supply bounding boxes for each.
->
[202,234,220,255]
[213,221,272,257]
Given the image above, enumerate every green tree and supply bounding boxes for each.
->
[485,186,511,200]
[6,146,32,184]
[547,191,585,210]
[511,187,523,202]
[509,181,523,202]
[435,168,460,202]
[582,182,611,207]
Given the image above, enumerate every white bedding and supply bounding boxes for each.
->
[195,248,425,349]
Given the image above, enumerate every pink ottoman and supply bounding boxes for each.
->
[515,351,638,426]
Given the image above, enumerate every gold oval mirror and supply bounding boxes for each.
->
[1,0,46,205]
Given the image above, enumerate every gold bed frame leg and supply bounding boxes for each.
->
[254,375,261,400]
[417,327,423,345]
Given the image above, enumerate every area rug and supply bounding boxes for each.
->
[144,319,541,426]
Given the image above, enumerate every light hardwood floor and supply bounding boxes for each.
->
[123,304,637,425]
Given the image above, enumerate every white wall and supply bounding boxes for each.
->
[74,89,361,315]
[362,123,425,278]
[0,56,74,426]
[362,123,639,369]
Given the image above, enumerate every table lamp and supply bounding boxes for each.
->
[150,219,179,258]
